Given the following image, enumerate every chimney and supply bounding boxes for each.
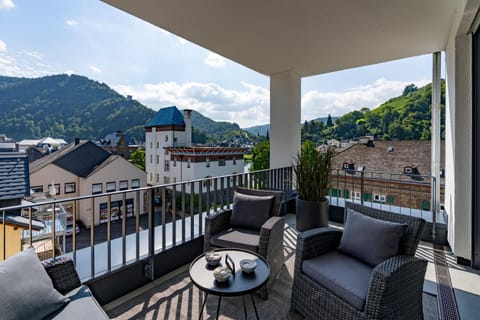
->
[184,109,192,147]
[74,138,80,145]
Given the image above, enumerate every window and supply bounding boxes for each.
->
[164,149,169,155]
[149,173,153,182]
[31,185,43,193]
[156,174,160,183]
[233,158,236,165]
[106,182,116,192]
[173,159,177,167]
[157,141,159,149]
[47,184,60,195]
[64,182,76,194]
[132,179,140,188]
[351,191,361,201]
[404,167,413,174]
[164,176,170,184]
[206,157,210,167]
[218,159,226,166]
[150,141,152,149]
[119,180,128,190]
[92,183,102,195]
[164,160,170,172]
[373,193,386,203]
[156,155,159,164]
[173,177,177,183]
[187,157,191,168]
[150,154,153,163]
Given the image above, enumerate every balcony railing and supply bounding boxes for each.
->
[1,166,442,284]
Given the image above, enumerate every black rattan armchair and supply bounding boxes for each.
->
[204,187,285,299]
[291,202,427,319]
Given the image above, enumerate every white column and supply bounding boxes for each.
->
[431,52,441,238]
[270,71,301,168]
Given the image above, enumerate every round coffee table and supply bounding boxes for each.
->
[189,248,270,320]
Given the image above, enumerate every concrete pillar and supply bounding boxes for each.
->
[270,71,301,168]
[431,52,441,238]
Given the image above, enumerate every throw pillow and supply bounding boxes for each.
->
[230,191,274,230]
[338,208,406,266]
[0,249,69,320]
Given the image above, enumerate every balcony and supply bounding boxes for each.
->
[1,168,478,319]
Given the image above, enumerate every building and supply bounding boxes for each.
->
[0,152,40,260]
[18,137,67,153]
[97,131,139,159]
[145,106,246,189]
[0,215,43,261]
[331,141,445,210]
[29,140,147,228]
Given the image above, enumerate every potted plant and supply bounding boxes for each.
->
[293,141,333,231]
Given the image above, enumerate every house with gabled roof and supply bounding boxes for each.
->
[330,140,445,211]
[29,140,147,228]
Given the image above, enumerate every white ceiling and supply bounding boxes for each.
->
[103,0,461,77]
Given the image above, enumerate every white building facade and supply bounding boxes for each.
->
[145,106,246,190]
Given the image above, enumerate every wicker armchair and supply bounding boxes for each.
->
[291,202,427,320]
[204,186,285,299]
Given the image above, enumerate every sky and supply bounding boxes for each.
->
[0,0,442,128]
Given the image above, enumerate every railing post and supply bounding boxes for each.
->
[360,170,365,205]
[145,189,155,280]
[431,176,437,241]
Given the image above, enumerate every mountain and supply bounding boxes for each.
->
[0,74,256,145]
[0,74,155,142]
[243,124,269,136]
[190,110,240,135]
[243,116,339,136]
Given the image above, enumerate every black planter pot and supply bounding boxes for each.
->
[295,198,329,232]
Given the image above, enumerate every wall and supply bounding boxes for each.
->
[30,164,79,198]
[79,156,147,227]
[445,0,475,260]
[0,224,22,261]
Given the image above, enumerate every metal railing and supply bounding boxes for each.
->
[1,166,444,279]
[0,166,294,281]
[329,169,445,226]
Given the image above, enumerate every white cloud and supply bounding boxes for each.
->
[65,69,75,75]
[0,0,14,10]
[89,65,101,74]
[0,54,51,77]
[301,78,430,121]
[205,53,226,68]
[20,50,43,60]
[114,81,269,128]
[177,37,187,45]
[66,19,78,27]
[0,39,6,52]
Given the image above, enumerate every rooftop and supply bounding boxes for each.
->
[145,106,185,128]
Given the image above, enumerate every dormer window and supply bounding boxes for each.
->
[343,162,354,171]
[403,165,420,175]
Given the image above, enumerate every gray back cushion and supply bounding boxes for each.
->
[0,249,69,320]
[338,208,406,266]
[230,191,274,230]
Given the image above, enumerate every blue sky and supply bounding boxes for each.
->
[0,0,441,128]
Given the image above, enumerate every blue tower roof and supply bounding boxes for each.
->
[146,106,185,127]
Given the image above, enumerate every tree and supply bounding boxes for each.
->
[326,114,333,127]
[129,149,145,171]
[251,140,270,171]
[402,84,418,96]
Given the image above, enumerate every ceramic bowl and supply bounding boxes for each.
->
[240,259,257,273]
[213,266,232,282]
[205,251,222,266]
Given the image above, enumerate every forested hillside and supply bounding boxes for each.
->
[0,74,154,142]
[302,82,445,143]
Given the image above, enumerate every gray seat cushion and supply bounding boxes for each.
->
[46,285,109,320]
[302,250,373,310]
[230,191,274,230]
[338,208,406,266]
[0,249,69,320]
[210,227,260,252]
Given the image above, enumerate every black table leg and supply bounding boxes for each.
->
[199,293,208,320]
[243,295,248,319]
[250,293,260,320]
[216,296,222,320]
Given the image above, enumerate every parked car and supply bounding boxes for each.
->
[65,224,80,236]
